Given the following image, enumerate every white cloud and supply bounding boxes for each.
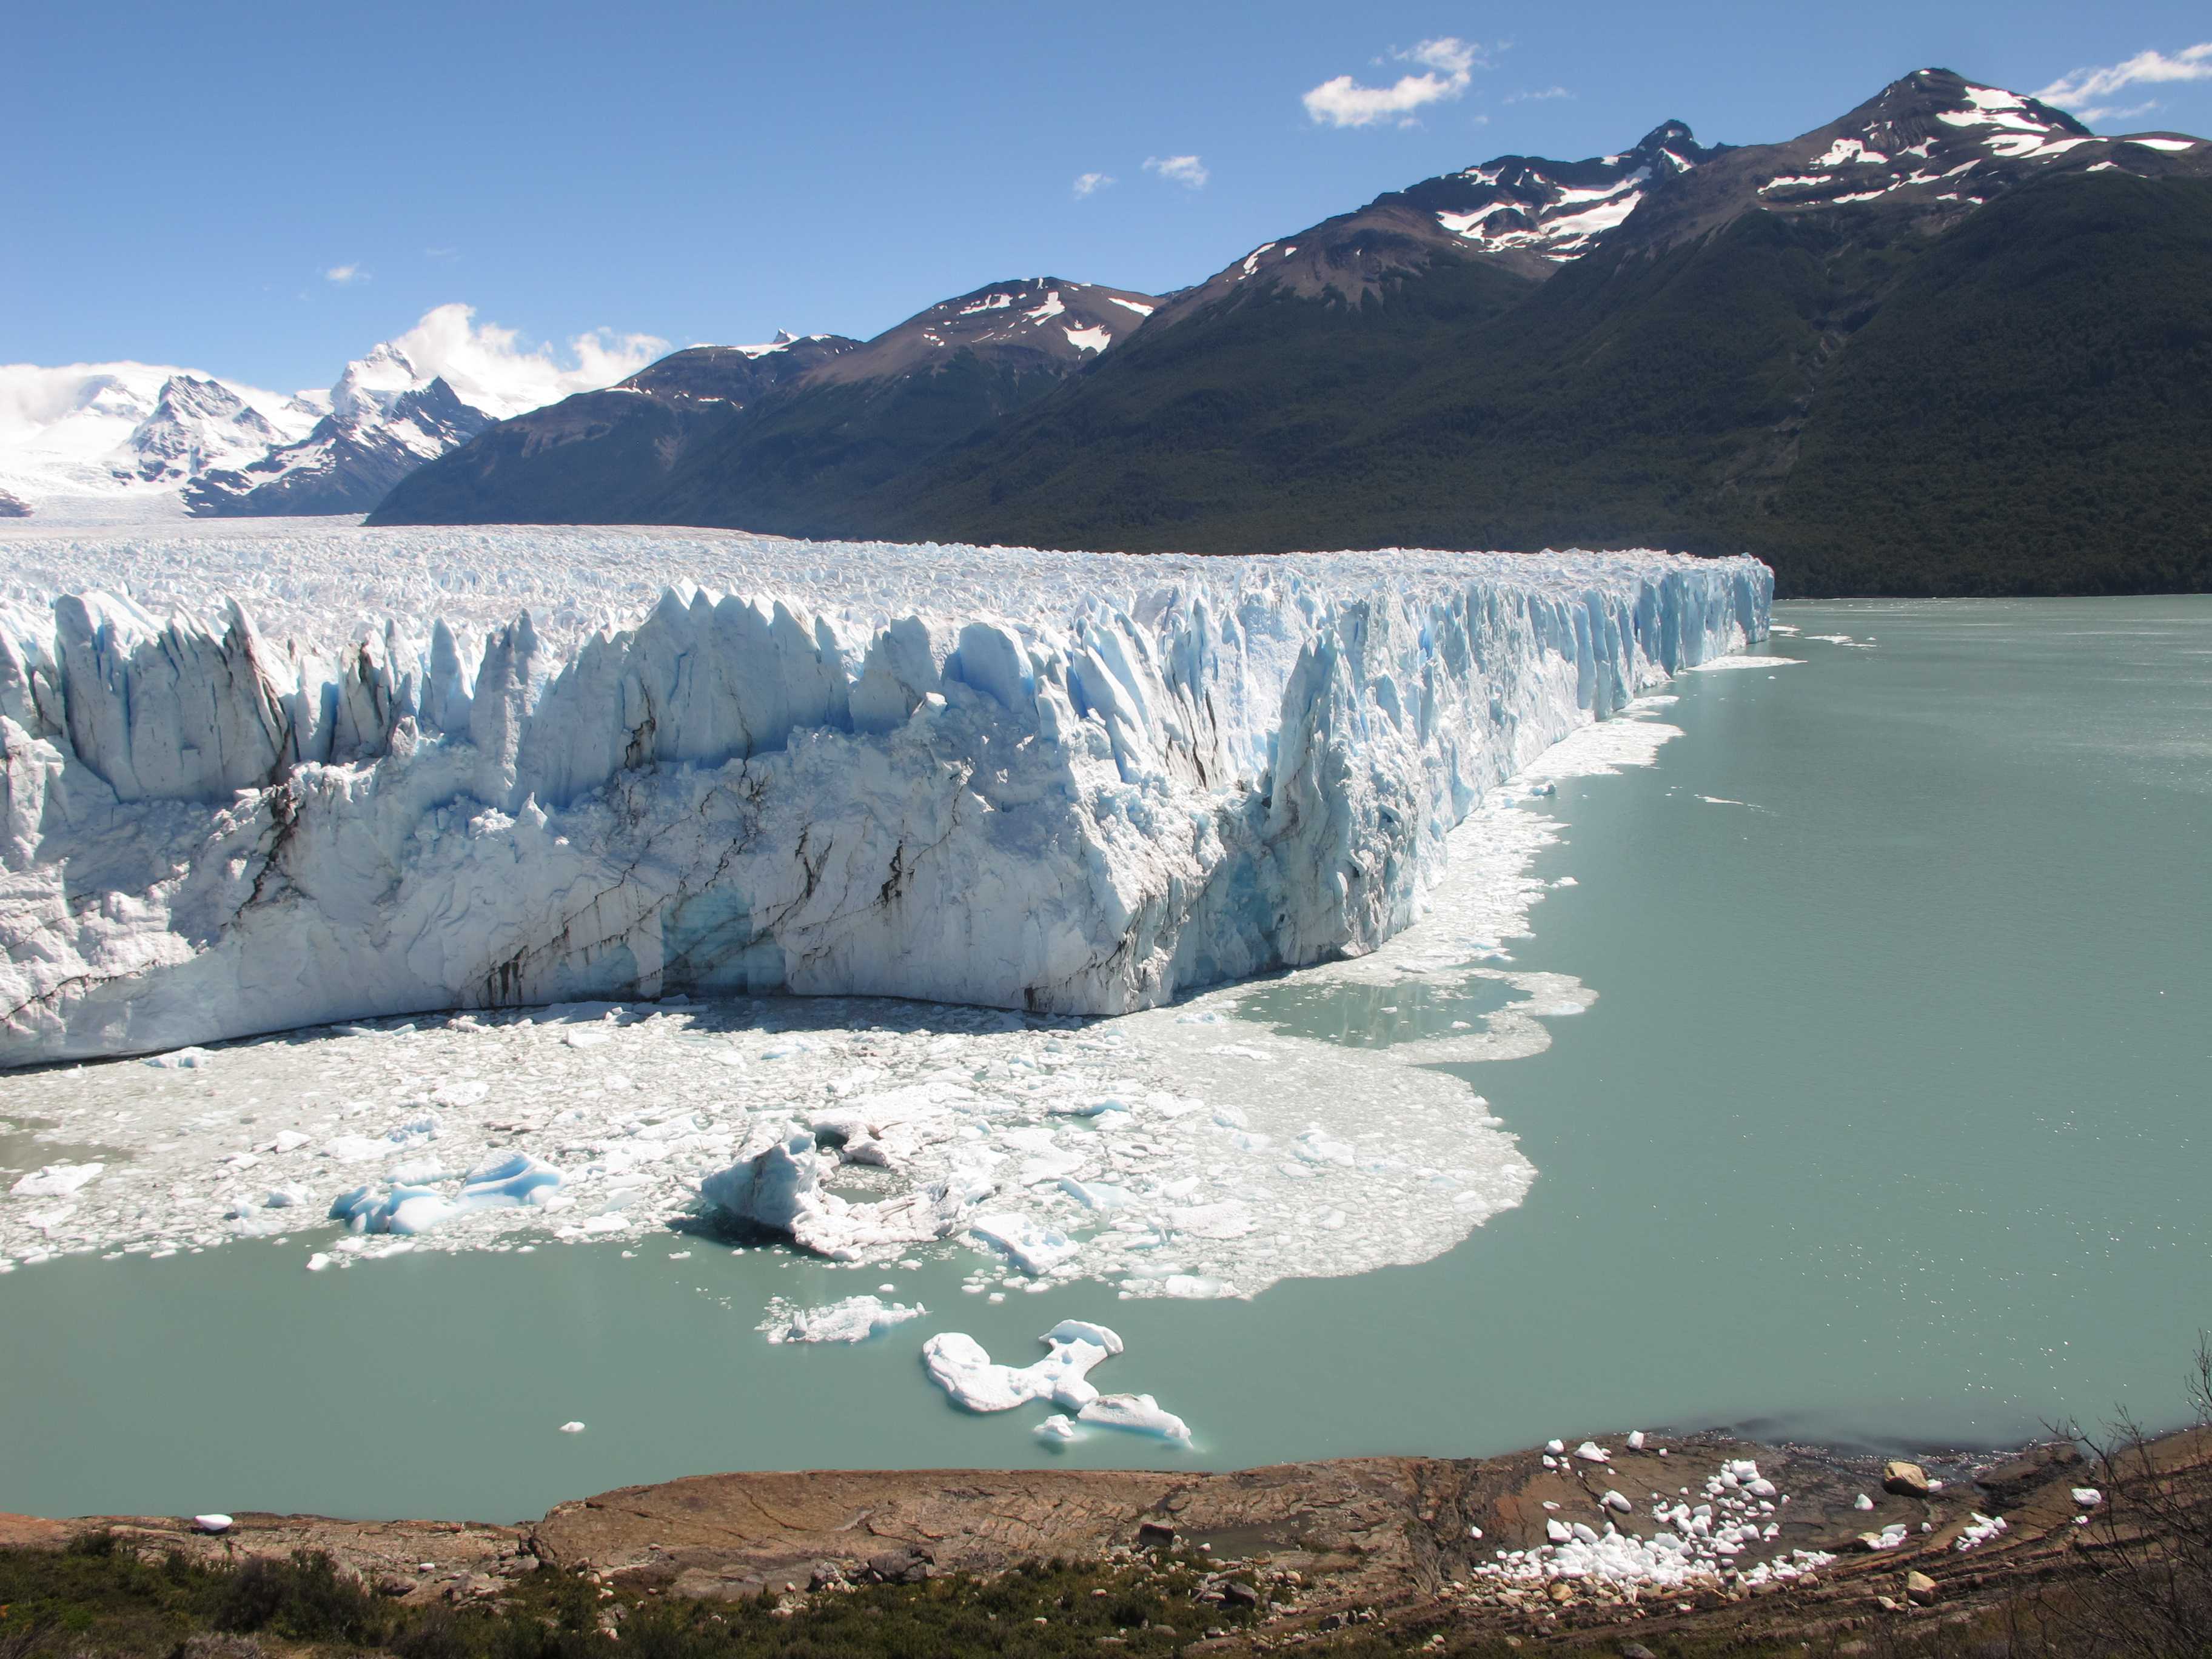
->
[2036,42,2211,112]
[1073,171,1115,198]
[2074,98,2163,124]
[391,303,669,420]
[1143,154,1209,188]
[325,264,367,285]
[1302,36,1485,129]
[1507,85,1572,104]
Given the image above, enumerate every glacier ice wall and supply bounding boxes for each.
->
[0,530,1768,1063]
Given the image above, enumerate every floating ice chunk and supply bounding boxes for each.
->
[1043,1318,1124,1355]
[269,1131,313,1154]
[920,1324,1121,1414]
[558,1421,585,1433]
[328,1182,460,1235]
[700,1131,973,1261]
[305,1252,332,1272]
[1161,1274,1228,1298]
[1166,1201,1253,1239]
[1035,1413,1082,1444]
[1292,1130,1355,1167]
[968,1212,1081,1275]
[459,1153,562,1209]
[1682,655,1802,672]
[1078,1392,1191,1443]
[565,1030,611,1050]
[321,1134,391,1164]
[1058,1177,1131,1212]
[432,1080,490,1107]
[263,1185,309,1209]
[761,1294,924,1345]
[10,1163,104,1198]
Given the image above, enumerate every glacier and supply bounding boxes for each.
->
[0,527,1766,1064]
[0,688,1706,1290]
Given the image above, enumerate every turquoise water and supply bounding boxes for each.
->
[3,598,2208,1521]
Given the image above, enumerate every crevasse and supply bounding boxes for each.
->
[0,537,1768,1063]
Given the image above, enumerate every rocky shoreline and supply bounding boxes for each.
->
[10,1424,2197,1649]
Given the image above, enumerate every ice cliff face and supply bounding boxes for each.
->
[0,531,1768,1064]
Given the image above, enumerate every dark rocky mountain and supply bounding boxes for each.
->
[369,279,1161,530]
[364,332,858,525]
[369,70,2212,595]
[876,71,2212,595]
[0,488,29,518]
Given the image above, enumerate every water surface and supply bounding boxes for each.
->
[3,598,2207,1520]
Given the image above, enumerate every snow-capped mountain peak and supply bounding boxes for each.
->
[329,341,430,423]
[0,360,318,520]
[1409,119,1720,262]
[129,376,285,483]
[187,344,495,519]
[1,309,662,523]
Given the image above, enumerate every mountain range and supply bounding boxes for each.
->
[0,313,654,523]
[369,70,2212,597]
[11,70,2208,596]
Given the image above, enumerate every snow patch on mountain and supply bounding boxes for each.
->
[1424,123,1706,261]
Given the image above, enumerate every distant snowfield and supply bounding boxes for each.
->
[1,525,1767,1291]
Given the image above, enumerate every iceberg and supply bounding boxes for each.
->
[0,528,1767,1064]
[920,1319,1135,1416]
[698,1128,977,1259]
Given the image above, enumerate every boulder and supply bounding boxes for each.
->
[1882,1461,1932,1498]
[1905,1569,1939,1605]
[863,1545,933,1584]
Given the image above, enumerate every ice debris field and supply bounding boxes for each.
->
[0,526,1765,1062]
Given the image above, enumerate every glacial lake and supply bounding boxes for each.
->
[3,597,2207,1522]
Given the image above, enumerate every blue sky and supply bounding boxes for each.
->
[7,0,2210,392]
